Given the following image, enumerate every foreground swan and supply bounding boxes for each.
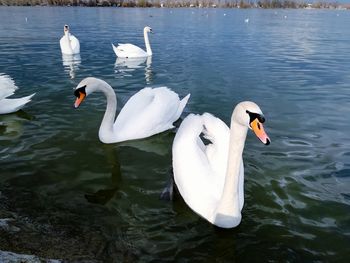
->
[0,74,35,114]
[74,77,190,143]
[60,25,80,55]
[112,26,153,58]
[172,101,270,228]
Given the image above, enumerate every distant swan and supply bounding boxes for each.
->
[0,74,35,114]
[60,25,80,55]
[172,101,270,228]
[74,77,190,143]
[112,26,153,58]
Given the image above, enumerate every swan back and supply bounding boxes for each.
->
[112,43,147,58]
[113,87,188,142]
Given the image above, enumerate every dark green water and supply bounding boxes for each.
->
[0,6,349,262]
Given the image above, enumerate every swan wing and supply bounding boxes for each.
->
[69,35,80,54]
[201,113,230,179]
[114,87,188,142]
[0,93,35,114]
[60,34,80,55]
[0,74,18,100]
[173,113,224,220]
[201,113,244,210]
[113,43,147,58]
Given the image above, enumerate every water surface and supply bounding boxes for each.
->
[0,7,350,262]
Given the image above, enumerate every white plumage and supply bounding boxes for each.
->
[173,102,270,228]
[74,77,190,144]
[112,26,153,58]
[60,25,80,55]
[0,74,35,115]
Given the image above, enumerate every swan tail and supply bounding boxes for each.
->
[112,43,120,56]
[175,93,190,121]
[0,74,18,100]
[0,93,35,114]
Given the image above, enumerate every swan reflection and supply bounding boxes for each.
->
[118,131,173,157]
[62,54,81,79]
[114,56,153,83]
[0,111,33,141]
[84,145,122,205]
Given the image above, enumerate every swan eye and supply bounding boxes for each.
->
[246,110,265,124]
[74,85,86,98]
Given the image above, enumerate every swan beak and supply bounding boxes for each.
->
[74,92,85,108]
[251,119,270,145]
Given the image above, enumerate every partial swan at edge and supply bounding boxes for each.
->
[73,77,190,144]
[172,101,270,228]
[112,26,153,58]
[0,74,35,115]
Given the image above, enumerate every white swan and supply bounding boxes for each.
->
[0,74,35,115]
[60,25,80,55]
[74,77,190,144]
[172,101,270,228]
[112,26,153,58]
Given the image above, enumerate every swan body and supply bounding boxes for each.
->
[0,74,35,114]
[60,25,80,55]
[74,77,190,144]
[112,26,153,58]
[173,102,270,228]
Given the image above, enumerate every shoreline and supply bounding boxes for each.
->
[0,1,349,10]
[0,183,138,262]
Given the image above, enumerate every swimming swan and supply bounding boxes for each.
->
[172,101,270,228]
[60,25,80,55]
[112,26,153,58]
[0,74,35,115]
[74,77,190,144]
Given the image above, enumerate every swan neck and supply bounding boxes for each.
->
[144,30,152,56]
[214,119,248,224]
[97,82,117,142]
[65,31,73,53]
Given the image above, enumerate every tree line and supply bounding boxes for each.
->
[0,0,347,9]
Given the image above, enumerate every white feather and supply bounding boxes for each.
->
[0,74,35,114]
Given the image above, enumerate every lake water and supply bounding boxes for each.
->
[0,6,350,262]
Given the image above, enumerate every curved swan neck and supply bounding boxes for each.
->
[65,31,73,53]
[214,119,248,227]
[95,81,117,143]
[144,29,152,56]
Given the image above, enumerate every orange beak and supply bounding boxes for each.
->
[250,119,270,145]
[74,92,85,108]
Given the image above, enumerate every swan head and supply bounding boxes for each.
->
[64,24,70,34]
[144,26,153,34]
[232,101,271,145]
[73,77,107,108]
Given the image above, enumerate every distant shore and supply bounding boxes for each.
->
[0,0,349,9]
